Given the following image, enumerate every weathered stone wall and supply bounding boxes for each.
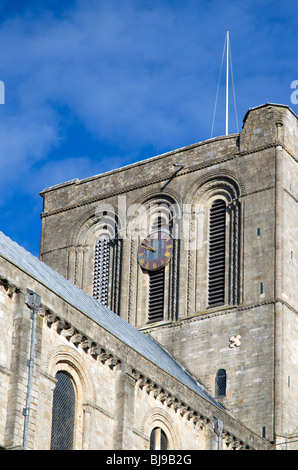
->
[0,255,271,450]
[143,304,275,440]
[38,103,298,447]
[0,288,13,445]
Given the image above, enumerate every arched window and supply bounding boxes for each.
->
[135,196,179,326]
[93,235,111,306]
[208,199,226,307]
[150,427,168,450]
[50,371,76,450]
[215,369,227,398]
[184,176,243,314]
[147,211,173,323]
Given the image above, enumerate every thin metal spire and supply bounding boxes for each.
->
[225,30,229,136]
[211,30,238,138]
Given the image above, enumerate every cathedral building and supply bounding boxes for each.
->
[0,103,297,450]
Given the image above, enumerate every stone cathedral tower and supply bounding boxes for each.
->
[40,103,298,446]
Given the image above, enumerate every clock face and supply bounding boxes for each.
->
[137,231,173,271]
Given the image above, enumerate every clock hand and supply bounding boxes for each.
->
[141,242,156,252]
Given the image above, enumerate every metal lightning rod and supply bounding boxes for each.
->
[225,30,229,136]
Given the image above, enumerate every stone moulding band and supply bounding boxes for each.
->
[40,141,296,219]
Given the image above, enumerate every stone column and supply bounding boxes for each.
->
[82,403,93,450]
[274,143,285,444]
[4,292,31,448]
[113,366,136,450]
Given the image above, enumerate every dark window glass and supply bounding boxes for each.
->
[50,372,76,450]
[150,427,168,450]
[215,369,227,398]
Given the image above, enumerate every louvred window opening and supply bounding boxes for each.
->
[208,199,226,307]
[93,236,110,306]
[148,268,165,322]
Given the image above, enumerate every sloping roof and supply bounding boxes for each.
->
[0,230,224,411]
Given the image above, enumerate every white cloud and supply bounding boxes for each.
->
[0,0,297,254]
[0,0,296,201]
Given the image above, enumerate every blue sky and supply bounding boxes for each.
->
[0,0,297,256]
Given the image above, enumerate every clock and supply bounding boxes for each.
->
[137,231,173,271]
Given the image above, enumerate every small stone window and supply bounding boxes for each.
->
[215,368,227,398]
[150,427,168,450]
[50,371,76,450]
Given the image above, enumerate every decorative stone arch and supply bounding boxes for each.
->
[184,169,245,204]
[127,189,182,240]
[183,171,243,314]
[129,192,181,327]
[46,345,96,450]
[67,205,123,313]
[139,187,182,206]
[141,407,181,450]
[70,203,125,248]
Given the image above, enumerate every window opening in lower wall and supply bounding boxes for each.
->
[50,371,76,450]
[150,427,168,450]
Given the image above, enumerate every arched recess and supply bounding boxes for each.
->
[47,345,96,450]
[183,172,243,314]
[141,407,181,450]
[128,192,181,327]
[67,204,123,314]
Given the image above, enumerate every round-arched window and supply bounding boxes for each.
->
[50,371,76,450]
[150,427,168,450]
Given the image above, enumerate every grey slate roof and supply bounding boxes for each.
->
[0,230,225,411]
